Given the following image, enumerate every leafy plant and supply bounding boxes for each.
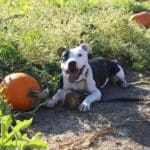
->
[0,95,12,116]
[0,112,48,150]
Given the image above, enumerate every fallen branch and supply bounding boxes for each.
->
[59,126,113,150]
[58,118,134,150]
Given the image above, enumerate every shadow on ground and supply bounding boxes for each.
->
[30,72,150,149]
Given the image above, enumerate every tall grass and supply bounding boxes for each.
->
[0,0,150,90]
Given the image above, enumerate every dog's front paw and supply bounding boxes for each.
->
[44,99,57,108]
[79,103,90,112]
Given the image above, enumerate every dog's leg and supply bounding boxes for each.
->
[115,65,129,88]
[78,67,102,112]
[45,89,66,108]
[79,89,101,112]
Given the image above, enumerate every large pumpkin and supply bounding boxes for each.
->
[1,72,41,111]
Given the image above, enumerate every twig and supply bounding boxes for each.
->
[58,118,133,150]
[59,126,113,150]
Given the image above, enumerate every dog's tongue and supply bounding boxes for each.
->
[68,66,85,83]
[68,73,78,83]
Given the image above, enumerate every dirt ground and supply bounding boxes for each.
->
[29,71,150,150]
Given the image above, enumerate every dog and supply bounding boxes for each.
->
[45,43,129,112]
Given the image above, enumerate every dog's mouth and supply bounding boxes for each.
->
[66,65,85,83]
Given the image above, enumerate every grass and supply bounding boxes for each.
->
[0,1,149,149]
[0,0,150,97]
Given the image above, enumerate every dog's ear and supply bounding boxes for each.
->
[80,43,91,53]
[57,47,66,57]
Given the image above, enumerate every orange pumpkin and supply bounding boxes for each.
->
[1,72,41,111]
[130,12,150,28]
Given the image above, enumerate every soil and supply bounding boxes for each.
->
[28,71,150,150]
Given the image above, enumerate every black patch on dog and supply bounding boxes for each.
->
[59,75,63,89]
[61,49,70,62]
[89,57,120,89]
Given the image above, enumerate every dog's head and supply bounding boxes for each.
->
[57,43,91,83]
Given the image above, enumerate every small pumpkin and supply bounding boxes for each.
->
[61,90,87,109]
[62,90,79,109]
[1,72,41,111]
[130,12,150,28]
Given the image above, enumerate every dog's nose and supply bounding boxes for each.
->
[68,61,76,70]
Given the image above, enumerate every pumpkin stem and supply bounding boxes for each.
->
[29,88,49,99]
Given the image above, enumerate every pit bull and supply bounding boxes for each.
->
[45,43,129,112]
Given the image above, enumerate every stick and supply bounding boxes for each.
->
[59,126,113,150]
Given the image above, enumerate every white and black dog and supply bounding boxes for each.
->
[45,43,129,112]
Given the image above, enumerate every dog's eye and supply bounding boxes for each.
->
[78,53,82,57]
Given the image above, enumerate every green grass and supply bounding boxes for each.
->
[0,0,150,94]
[0,1,149,148]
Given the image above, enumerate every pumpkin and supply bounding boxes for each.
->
[61,90,87,109]
[130,12,150,28]
[62,90,79,109]
[1,72,41,111]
